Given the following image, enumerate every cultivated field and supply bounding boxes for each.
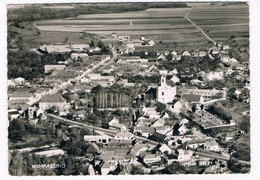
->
[35,8,208,44]
[34,3,249,48]
[188,4,249,45]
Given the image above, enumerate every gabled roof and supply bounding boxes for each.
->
[9,92,32,98]
[182,94,202,103]
[115,131,134,138]
[40,94,66,103]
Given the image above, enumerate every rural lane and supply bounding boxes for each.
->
[184,6,217,45]
[46,113,159,146]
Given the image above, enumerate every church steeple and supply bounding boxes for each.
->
[161,74,166,87]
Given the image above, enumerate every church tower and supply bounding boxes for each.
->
[161,74,166,87]
[157,71,176,104]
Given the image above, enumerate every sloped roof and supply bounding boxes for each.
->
[115,131,134,138]
[182,94,201,102]
[9,92,32,98]
[40,94,66,103]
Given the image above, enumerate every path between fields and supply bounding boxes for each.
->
[184,6,217,45]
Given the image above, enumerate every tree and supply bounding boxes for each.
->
[89,40,95,48]
[64,37,69,43]
[97,40,102,48]
[130,165,145,175]
[192,104,196,113]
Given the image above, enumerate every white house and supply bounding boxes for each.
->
[204,140,220,152]
[114,131,135,140]
[159,144,172,154]
[14,77,25,85]
[170,75,180,84]
[177,149,193,162]
[182,50,191,56]
[39,94,70,111]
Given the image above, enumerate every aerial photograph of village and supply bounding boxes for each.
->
[7,1,250,175]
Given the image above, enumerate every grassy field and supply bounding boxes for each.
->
[188,4,249,45]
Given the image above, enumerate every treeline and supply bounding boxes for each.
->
[95,91,130,108]
[8,51,70,80]
[207,102,232,122]
[8,2,187,24]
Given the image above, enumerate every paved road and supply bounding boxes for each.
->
[184,6,217,45]
[46,113,159,146]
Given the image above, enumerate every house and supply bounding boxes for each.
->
[168,99,190,114]
[8,92,32,101]
[199,51,207,57]
[146,40,155,46]
[183,87,226,100]
[84,134,113,144]
[44,65,66,73]
[143,154,161,164]
[7,80,17,87]
[204,140,220,152]
[130,143,148,157]
[148,132,166,143]
[209,46,219,55]
[89,47,101,53]
[185,139,208,149]
[70,44,90,52]
[111,32,118,38]
[134,126,155,138]
[157,72,177,104]
[176,149,193,162]
[172,55,181,61]
[204,71,224,81]
[168,68,179,75]
[182,94,204,104]
[8,110,20,120]
[171,51,177,56]
[178,124,188,135]
[14,77,25,85]
[155,126,171,135]
[102,66,114,74]
[100,161,111,175]
[225,132,236,141]
[142,107,160,119]
[71,53,89,60]
[159,144,172,154]
[114,131,135,140]
[170,75,180,83]
[223,45,230,51]
[108,117,119,126]
[182,50,190,56]
[151,118,165,127]
[38,44,71,54]
[39,94,70,111]
[157,54,166,61]
[220,54,231,64]
[118,35,130,42]
[86,143,101,155]
[192,50,199,57]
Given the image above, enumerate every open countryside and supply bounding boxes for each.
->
[35,3,249,45]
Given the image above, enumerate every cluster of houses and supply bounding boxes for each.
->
[8,33,249,175]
